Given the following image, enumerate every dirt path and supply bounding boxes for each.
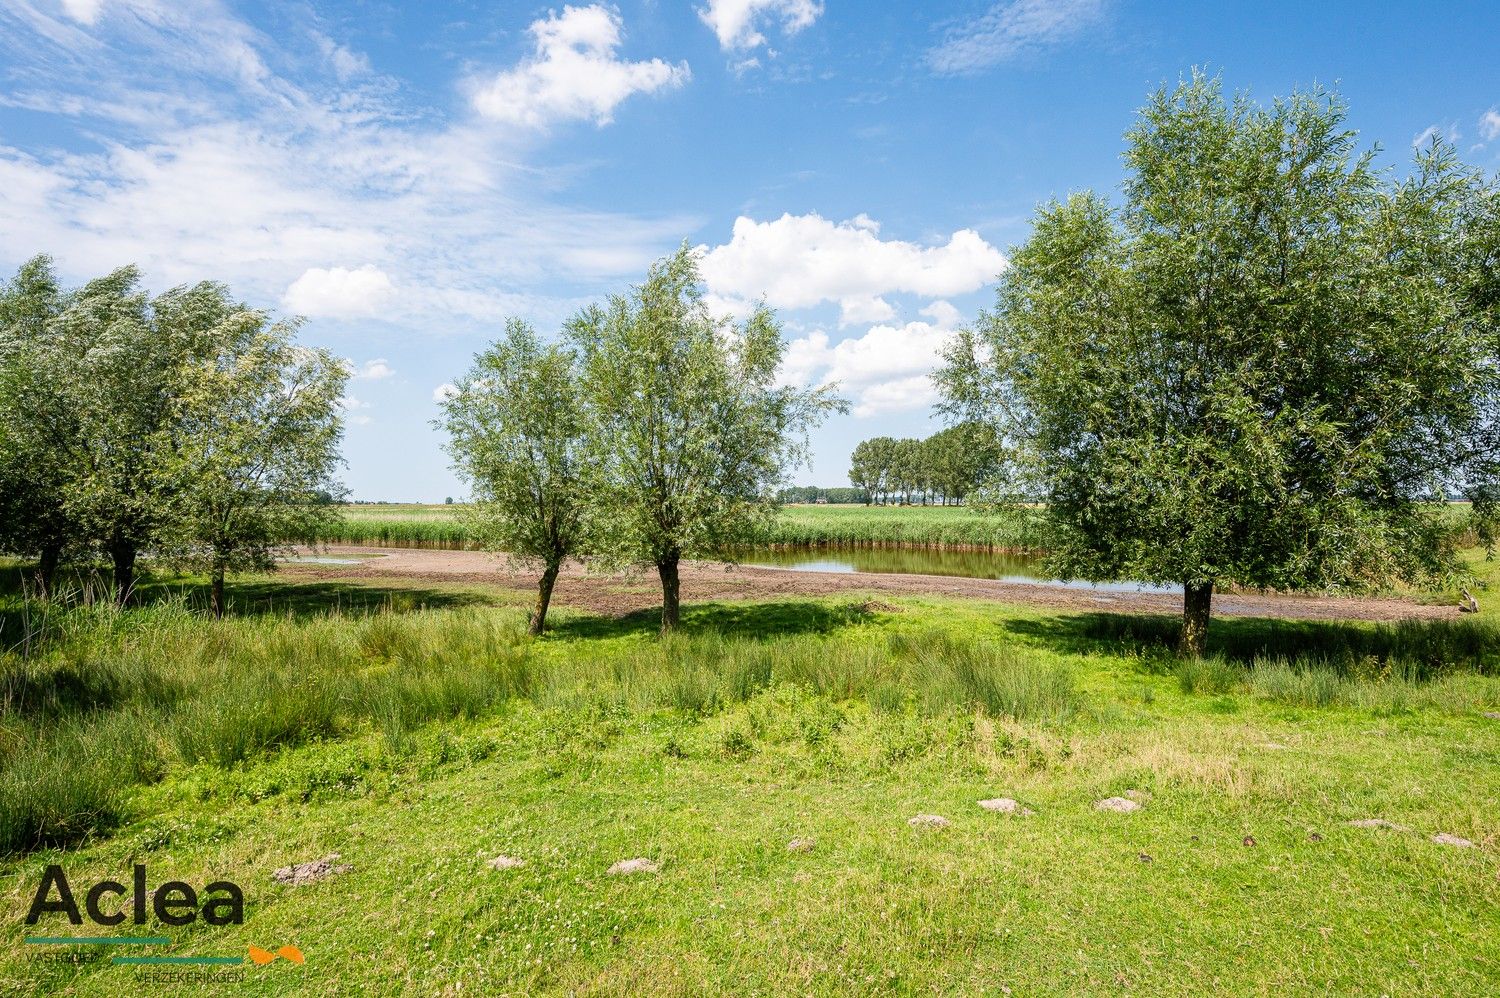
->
[278,546,1458,623]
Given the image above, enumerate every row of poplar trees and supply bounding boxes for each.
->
[936,73,1500,656]
[0,258,348,615]
[440,245,845,636]
[847,425,999,506]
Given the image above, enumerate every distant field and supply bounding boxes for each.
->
[316,503,1042,551]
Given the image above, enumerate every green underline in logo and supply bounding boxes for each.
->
[25,936,172,945]
[112,955,244,965]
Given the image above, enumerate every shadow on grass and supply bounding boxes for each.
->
[547,599,870,642]
[1003,611,1500,676]
[150,577,506,619]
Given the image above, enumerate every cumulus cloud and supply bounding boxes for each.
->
[284,265,394,319]
[779,320,957,417]
[340,395,372,425]
[432,383,458,403]
[1479,108,1500,143]
[348,357,395,381]
[928,0,1106,75]
[699,212,1005,325]
[698,0,822,51]
[471,5,689,128]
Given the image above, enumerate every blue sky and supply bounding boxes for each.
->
[2,0,1498,501]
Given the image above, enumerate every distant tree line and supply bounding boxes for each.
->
[776,486,870,504]
[0,256,348,614]
[846,424,1000,506]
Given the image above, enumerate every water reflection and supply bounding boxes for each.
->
[734,546,1181,594]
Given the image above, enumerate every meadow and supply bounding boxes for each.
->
[316,502,1042,550]
[2,562,1498,994]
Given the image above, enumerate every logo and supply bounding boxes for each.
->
[25,864,243,927]
[248,944,305,965]
[22,865,301,972]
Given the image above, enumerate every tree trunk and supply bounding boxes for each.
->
[530,561,561,636]
[109,541,137,607]
[657,555,681,634]
[210,562,227,619]
[35,541,61,599]
[1179,581,1213,657]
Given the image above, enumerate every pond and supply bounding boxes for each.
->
[734,545,1181,593]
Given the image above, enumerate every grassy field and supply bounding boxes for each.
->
[314,503,1042,550]
[2,565,1498,994]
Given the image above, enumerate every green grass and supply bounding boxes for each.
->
[2,576,1498,994]
[314,502,1042,550]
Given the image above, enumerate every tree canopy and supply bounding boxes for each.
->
[0,256,346,608]
[937,72,1500,654]
[567,245,846,631]
[440,319,588,634]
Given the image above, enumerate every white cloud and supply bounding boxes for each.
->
[340,395,372,425]
[0,3,697,333]
[1412,122,1459,149]
[1479,109,1500,143]
[432,383,458,403]
[698,0,822,51]
[313,31,369,82]
[928,0,1106,75]
[779,320,956,417]
[60,0,105,25]
[920,299,962,330]
[471,5,689,128]
[348,357,395,381]
[284,265,395,319]
[699,212,1005,325]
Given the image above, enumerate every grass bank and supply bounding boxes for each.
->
[315,503,1042,551]
[2,576,1497,994]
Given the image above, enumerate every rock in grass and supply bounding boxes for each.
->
[908,814,950,829]
[272,853,352,886]
[1483,712,1500,720]
[607,858,659,876]
[786,837,816,853]
[1430,833,1475,848]
[486,855,525,870]
[1095,797,1141,813]
[1347,818,1409,832]
[978,798,1034,816]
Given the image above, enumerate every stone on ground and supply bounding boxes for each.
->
[908,813,951,829]
[272,853,353,886]
[1430,833,1475,848]
[1095,797,1141,813]
[607,857,660,875]
[978,798,1034,816]
[487,855,525,870]
[1347,819,1409,832]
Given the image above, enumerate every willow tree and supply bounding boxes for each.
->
[938,72,1500,656]
[162,287,347,617]
[0,256,78,595]
[568,245,846,632]
[439,320,588,635]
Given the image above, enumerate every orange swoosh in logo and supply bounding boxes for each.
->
[248,945,305,965]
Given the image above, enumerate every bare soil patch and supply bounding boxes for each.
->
[281,546,1458,624]
[272,853,352,886]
